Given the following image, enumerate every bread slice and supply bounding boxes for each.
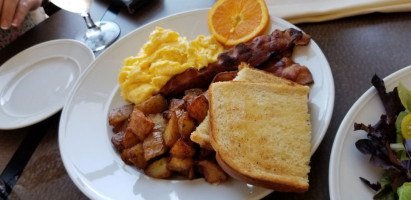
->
[233,63,298,86]
[208,81,311,192]
[189,112,213,150]
[190,63,299,150]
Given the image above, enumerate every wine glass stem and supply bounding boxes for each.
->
[81,12,97,29]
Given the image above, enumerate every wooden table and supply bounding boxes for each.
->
[1,0,411,199]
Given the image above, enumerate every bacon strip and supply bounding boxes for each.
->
[262,57,313,85]
[159,28,312,98]
[211,71,238,83]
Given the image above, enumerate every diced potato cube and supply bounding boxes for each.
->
[186,94,209,123]
[197,160,228,184]
[145,157,172,179]
[112,119,129,133]
[136,94,168,115]
[149,113,167,132]
[108,104,133,128]
[121,148,133,165]
[163,112,180,147]
[169,98,186,111]
[186,167,196,180]
[128,107,154,141]
[170,139,196,158]
[168,157,194,173]
[143,131,167,161]
[128,143,147,169]
[122,129,139,149]
[111,128,139,152]
[177,111,196,139]
[166,99,185,119]
[112,131,126,152]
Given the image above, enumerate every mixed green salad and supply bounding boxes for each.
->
[354,75,411,200]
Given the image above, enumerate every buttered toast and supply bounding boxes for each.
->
[208,81,311,192]
[190,63,300,150]
[189,112,213,150]
[233,63,298,85]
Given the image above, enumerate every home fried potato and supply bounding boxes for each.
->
[121,148,133,165]
[143,131,167,161]
[177,111,196,139]
[170,139,196,158]
[185,167,196,180]
[109,89,229,184]
[127,143,147,169]
[186,94,209,123]
[113,117,147,152]
[149,113,167,132]
[169,98,185,111]
[144,157,172,179]
[128,107,154,141]
[108,104,133,131]
[163,111,180,147]
[112,119,129,133]
[168,157,194,174]
[136,94,168,115]
[197,160,228,184]
[122,129,139,149]
[112,131,126,152]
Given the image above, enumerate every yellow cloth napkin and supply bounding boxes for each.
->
[266,0,411,24]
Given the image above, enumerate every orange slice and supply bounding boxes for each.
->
[207,0,269,46]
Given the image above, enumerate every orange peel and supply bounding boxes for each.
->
[208,0,269,46]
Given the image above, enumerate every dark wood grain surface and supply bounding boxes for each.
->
[1,0,411,199]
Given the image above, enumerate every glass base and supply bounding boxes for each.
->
[78,21,121,52]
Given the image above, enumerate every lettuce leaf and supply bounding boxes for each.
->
[390,143,409,161]
[372,75,405,126]
[374,175,396,200]
[395,111,408,143]
[397,182,411,200]
[355,75,411,198]
[398,83,411,113]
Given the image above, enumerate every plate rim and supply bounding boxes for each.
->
[59,8,334,200]
[328,65,411,200]
[0,39,95,130]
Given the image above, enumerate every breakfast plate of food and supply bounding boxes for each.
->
[59,3,334,200]
[329,65,411,200]
[0,39,94,130]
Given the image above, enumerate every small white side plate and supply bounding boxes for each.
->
[329,65,411,200]
[0,39,94,129]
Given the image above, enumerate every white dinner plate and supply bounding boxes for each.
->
[329,65,411,200]
[0,39,94,130]
[59,9,334,200]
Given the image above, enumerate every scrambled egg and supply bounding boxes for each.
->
[119,27,224,104]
